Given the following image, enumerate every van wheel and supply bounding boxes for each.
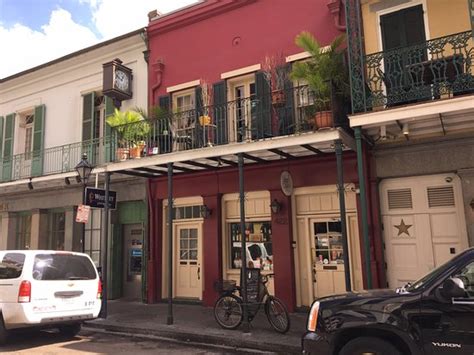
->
[58,323,82,337]
[339,337,402,355]
[0,315,8,345]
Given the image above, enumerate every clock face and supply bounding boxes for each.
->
[114,70,129,92]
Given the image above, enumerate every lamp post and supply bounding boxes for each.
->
[75,153,93,253]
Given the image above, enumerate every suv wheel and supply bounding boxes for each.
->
[58,323,82,337]
[0,315,8,345]
[339,337,402,355]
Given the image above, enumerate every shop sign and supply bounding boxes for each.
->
[280,170,293,197]
[76,204,90,224]
[85,187,117,209]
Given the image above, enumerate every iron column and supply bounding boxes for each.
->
[100,171,111,318]
[167,163,174,325]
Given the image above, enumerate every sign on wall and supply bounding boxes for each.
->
[280,170,294,197]
[76,204,90,224]
[85,187,117,209]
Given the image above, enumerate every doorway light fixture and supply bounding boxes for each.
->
[270,199,282,214]
[200,205,212,219]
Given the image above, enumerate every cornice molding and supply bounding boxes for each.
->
[148,0,257,35]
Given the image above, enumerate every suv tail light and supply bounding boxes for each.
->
[97,280,102,299]
[18,281,31,303]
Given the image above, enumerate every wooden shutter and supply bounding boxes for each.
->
[195,86,203,148]
[213,81,227,144]
[109,223,123,299]
[2,113,15,181]
[104,96,115,162]
[31,105,45,176]
[278,64,294,135]
[254,71,272,139]
[82,92,95,163]
[157,95,171,153]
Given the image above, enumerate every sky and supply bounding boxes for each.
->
[0,0,199,79]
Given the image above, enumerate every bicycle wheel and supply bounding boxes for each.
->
[265,296,290,334]
[214,294,243,330]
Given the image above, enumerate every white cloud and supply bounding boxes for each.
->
[91,0,199,39]
[0,0,199,78]
[0,9,98,78]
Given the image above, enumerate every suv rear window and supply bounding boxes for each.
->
[0,253,25,279]
[33,254,96,281]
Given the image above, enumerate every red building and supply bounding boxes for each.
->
[139,0,384,311]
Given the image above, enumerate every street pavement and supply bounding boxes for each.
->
[85,300,307,354]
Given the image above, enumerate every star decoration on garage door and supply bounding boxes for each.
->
[394,219,412,236]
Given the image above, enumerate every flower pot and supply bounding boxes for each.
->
[271,90,286,107]
[199,115,211,126]
[129,146,143,159]
[314,111,333,129]
[116,148,129,161]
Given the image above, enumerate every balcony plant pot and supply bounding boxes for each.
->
[314,110,333,129]
[116,147,129,161]
[271,90,286,107]
[199,115,211,126]
[129,146,142,159]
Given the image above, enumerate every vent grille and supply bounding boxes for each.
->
[427,186,455,208]
[387,188,413,209]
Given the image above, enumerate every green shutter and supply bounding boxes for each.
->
[82,92,95,163]
[213,81,227,144]
[2,113,15,181]
[104,96,115,162]
[278,64,294,135]
[254,71,272,139]
[195,86,203,148]
[31,105,45,176]
[109,223,123,299]
[158,95,170,110]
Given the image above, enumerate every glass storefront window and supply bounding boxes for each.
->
[229,221,273,270]
[48,212,65,250]
[16,214,31,250]
[85,209,101,266]
[314,221,344,265]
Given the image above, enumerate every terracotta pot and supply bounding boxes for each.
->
[271,90,286,107]
[129,146,142,159]
[199,115,211,126]
[116,148,129,161]
[314,111,333,129]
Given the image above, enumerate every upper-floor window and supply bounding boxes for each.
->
[24,114,34,158]
[171,89,196,151]
[227,75,256,142]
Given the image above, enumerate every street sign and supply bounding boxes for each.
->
[85,187,117,209]
[76,204,90,223]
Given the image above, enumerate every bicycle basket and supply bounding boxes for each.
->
[214,279,237,292]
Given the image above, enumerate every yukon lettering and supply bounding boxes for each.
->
[432,342,462,349]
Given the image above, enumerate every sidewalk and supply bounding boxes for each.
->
[84,300,307,354]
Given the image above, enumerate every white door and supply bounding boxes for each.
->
[175,223,202,299]
[228,78,256,142]
[381,174,469,288]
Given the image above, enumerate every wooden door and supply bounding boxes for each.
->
[175,223,202,299]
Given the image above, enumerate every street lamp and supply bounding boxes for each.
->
[75,153,93,253]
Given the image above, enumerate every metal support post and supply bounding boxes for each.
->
[355,127,372,289]
[335,140,352,292]
[167,163,174,325]
[81,184,86,253]
[100,172,111,318]
[238,153,250,333]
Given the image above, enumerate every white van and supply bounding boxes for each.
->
[0,250,102,344]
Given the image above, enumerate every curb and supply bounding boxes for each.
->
[84,322,300,354]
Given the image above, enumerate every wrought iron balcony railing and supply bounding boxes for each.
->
[109,85,349,161]
[0,137,108,182]
[362,31,474,112]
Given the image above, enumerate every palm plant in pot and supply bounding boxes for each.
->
[106,108,150,160]
[291,32,349,129]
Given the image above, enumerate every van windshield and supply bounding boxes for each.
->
[33,254,96,281]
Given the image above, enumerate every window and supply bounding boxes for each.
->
[16,214,31,250]
[314,221,344,265]
[229,221,273,270]
[171,89,196,151]
[33,254,96,280]
[48,211,65,250]
[24,114,34,159]
[454,262,474,298]
[85,209,101,266]
[0,253,25,279]
[228,77,256,142]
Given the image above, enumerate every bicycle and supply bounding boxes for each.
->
[213,273,290,333]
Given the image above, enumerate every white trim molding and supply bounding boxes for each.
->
[286,52,311,62]
[166,79,201,93]
[220,64,261,80]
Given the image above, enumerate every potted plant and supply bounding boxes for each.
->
[290,32,349,129]
[106,108,150,160]
[261,53,288,107]
[199,80,213,126]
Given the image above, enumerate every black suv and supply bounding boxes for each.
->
[302,247,474,355]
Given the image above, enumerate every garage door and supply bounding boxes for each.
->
[380,174,469,288]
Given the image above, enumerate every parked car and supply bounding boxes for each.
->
[0,250,102,344]
[302,247,474,355]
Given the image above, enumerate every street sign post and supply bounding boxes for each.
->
[85,187,117,209]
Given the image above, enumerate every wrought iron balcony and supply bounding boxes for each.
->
[0,137,108,182]
[109,85,349,161]
[361,31,474,112]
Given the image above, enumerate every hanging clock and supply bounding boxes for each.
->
[103,58,133,104]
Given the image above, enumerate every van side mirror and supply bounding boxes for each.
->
[440,277,466,299]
